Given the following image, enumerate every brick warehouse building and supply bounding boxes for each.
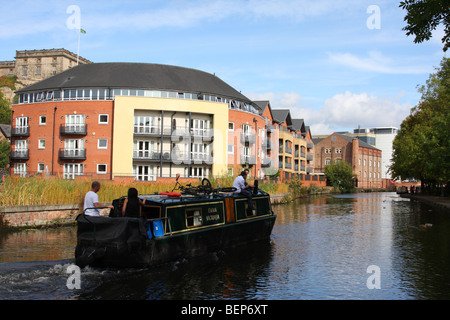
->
[313,132,382,188]
[10,62,275,181]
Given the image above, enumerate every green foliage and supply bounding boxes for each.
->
[0,139,10,169]
[390,58,450,186]
[0,75,18,90]
[0,91,11,124]
[399,0,450,52]
[324,161,356,194]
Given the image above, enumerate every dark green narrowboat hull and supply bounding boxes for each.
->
[75,192,276,268]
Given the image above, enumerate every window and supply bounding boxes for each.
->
[191,143,209,161]
[228,145,234,154]
[36,66,41,75]
[64,163,83,179]
[134,116,157,134]
[228,167,233,176]
[133,140,155,159]
[14,163,27,177]
[336,149,342,154]
[133,165,155,181]
[325,158,331,165]
[64,139,84,156]
[228,122,234,131]
[190,166,207,178]
[98,139,108,149]
[186,208,202,228]
[97,164,107,174]
[38,139,45,149]
[99,114,109,124]
[23,66,28,76]
[37,163,45,173]
[65,114,85,133]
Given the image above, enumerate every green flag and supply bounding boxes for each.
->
[80,28,86,34]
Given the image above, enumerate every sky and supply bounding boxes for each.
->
[0,0,447,135]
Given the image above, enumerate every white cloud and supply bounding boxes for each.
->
[247,91,303,109]
[328,51,432,74]
[249,90,411,135]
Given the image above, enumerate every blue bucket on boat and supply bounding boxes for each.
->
[153,220,164,237]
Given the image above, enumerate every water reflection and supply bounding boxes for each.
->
[0,193,449,300]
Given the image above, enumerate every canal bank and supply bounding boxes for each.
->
[0,189,330,229]
[400,194,450,212]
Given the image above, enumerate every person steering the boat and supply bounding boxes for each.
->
[232,171,256,214]
[83,181,114,216]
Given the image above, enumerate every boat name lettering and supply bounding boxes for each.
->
[206,214,220,221]
[208,207,218,213]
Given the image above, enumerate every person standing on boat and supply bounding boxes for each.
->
[233,170,255,213]
[122,187,147,218]
[83,181,113,216]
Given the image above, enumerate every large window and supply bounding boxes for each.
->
[64,163,83,179]
[133,165,155,181]
[134,116,157,134]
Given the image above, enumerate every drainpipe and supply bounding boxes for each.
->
[52,106,57,176]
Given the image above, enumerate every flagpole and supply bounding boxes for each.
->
[77,28,80,65]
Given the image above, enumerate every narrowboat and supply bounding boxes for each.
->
[75,178,277,268]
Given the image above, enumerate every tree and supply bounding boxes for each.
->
[390,58,450,194]
[0,91,11,124]
[399,0,450,52]
[0,139,10,170]
[324,161,356,194]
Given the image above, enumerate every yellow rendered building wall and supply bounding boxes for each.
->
[112,96,229,178]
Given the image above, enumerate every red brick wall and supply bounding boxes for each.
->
[11,100,114,179]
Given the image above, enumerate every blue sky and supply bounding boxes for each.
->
[0,0,447,134]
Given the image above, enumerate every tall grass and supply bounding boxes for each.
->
[0,174,290,207]
[0,176,181,207]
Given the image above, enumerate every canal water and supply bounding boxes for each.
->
[1,192,449,300]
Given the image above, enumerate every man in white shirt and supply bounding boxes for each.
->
[83,181,113,216]
[232,171,255,212]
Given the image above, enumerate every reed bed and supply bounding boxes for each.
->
[0,175,289,207]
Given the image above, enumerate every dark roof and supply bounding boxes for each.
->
[272,109,292,124]
[291,119,305,133]
[16,63,252,103]
[315,133,380,151]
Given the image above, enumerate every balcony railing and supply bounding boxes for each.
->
[240,155,257,165]
[261,159,273,168]
[59,149,86,160]
[133,150,212,164]
[60,124,87,136]
[11,126,30,137]
[240,133,256,144]
[262,140,272,150]
[10,150,29,160]
[134,126,214,141]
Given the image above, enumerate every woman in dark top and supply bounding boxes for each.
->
[122,188,146,218]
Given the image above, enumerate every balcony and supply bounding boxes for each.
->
[134,126,214,142]
[11,126,30,137]
[240,133,256,144]
[265,124,275,133]
[261,159,273,168]
[262,139,272,150]
[60,124,87,136]
[191,128,214,142]
[240,154,257,165]
[10,150,29,160]
[59,149,86,160]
